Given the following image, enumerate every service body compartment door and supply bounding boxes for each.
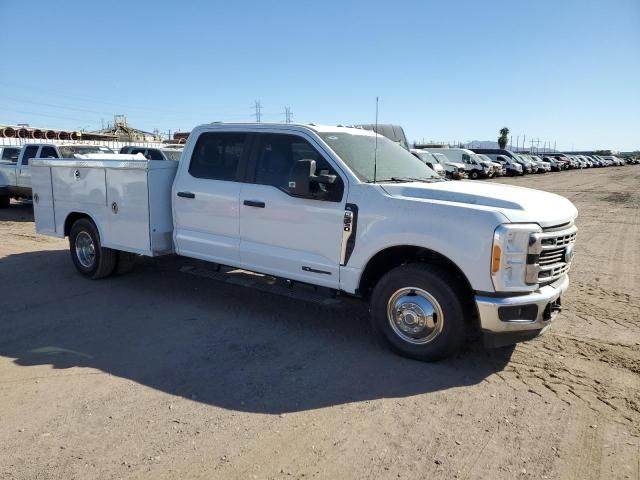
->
[52,167,107,206]
[104,168,152,254]
[148,165,178,253]
[31,166,56,235]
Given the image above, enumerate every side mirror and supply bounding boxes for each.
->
[289,159,316,197]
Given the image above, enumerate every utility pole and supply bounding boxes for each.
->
[283,106,293,123]
[523,135,526,152]
[253,101,263,123]
[510,135,513,150]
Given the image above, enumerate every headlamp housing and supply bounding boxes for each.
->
[491,223,542,292]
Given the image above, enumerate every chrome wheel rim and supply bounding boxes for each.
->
[75,231,96,269]
[387,287,444,345]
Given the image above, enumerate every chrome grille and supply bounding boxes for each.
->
[526,225,577,285]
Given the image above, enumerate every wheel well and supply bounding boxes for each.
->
[358,246,477,322]
[357,245,479,334]
[64,212,91,237]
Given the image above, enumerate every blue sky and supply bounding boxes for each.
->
[1,0,638,150]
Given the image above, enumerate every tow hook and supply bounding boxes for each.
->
[543,298,562,320]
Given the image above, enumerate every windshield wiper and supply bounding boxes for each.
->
[370,176,441,183]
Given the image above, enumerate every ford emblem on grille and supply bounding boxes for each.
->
[564,243,575,263]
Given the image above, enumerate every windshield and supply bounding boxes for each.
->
[470,153,486,164]
[432,153,449,166]
[413,151,437,164]
[162,149,182,161]
[319,132,441,182]
[59,145,115,157]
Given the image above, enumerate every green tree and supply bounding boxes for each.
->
[498,127,510,149]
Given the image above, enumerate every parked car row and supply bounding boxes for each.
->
[409,147,637,181]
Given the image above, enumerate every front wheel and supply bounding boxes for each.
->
[69,218,117,279]
[370,264,466,361]
[470,171,479,180]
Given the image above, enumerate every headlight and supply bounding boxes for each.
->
[491,223,542,292]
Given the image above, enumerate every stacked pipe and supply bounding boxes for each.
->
[0,126,83,140]
[1,126,16,137]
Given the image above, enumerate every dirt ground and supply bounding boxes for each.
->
[1,167,639,480]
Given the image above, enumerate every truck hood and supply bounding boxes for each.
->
[380,181,577,228]
[447,161,465,169]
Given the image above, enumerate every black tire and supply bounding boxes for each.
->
[0,195,9,208]
[470,171,479,180]
[69,218,117,279]
[370,264,466,361]
[115,251,138,275]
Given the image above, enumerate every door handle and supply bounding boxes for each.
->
[177,191,195,199]
[243,200,265,208]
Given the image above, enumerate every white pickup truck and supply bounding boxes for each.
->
[0,143,115,207]
[31,123,578,361]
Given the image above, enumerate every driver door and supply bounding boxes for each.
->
[239,132,346,288]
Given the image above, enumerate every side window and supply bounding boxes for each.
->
[130,148,146,155]
[22,146,39,166]
[462,153,470,163]
[189,132,246,181]
[2,148,19,162]
[254,133,343,202]
[147,149,164,160]
[39,147,58,158]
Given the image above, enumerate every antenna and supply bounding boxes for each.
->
[373,96,379,184]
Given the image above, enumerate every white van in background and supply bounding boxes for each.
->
[429,152,466,179]
[426,148,492,179]
[410,149,446,178]
[477,154,505,176]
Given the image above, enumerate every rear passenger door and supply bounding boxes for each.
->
[173,132,249,266]
[238,132,346,288]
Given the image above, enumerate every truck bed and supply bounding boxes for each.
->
[31,158,178,256]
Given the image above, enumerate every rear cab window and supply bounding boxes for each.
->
[21,146,39,166]
[189,132,247,181]
[39,146,59,158]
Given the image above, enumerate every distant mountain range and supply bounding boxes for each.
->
[411,139,558,153]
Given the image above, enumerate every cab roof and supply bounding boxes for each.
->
[200,122,378,136]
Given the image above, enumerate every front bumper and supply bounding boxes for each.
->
[475,275,569,347]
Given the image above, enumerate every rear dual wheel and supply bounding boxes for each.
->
[69,219,117,279]
[69,218,137,279]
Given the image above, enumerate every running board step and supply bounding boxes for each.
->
[178,264,344,307]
